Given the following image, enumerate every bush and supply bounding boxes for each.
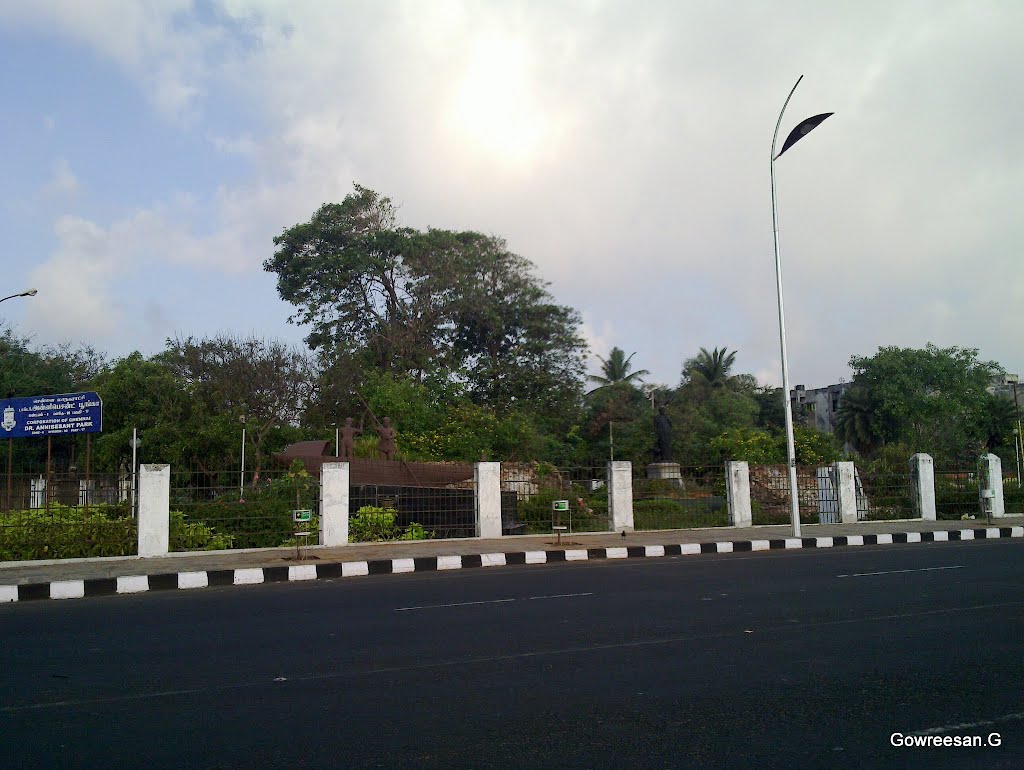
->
[348,506,432,542]
[0,504,229,561]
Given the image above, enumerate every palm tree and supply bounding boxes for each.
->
[835,385,879,454]
[684,347,737,388]
[588,347,649,390]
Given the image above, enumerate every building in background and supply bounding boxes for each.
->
[790,382,851,436]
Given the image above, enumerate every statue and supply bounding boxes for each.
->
[653,406,673,463]
[377,416,397,461]
[339,417,363,461]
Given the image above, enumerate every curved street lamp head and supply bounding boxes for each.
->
[0,288,38,304]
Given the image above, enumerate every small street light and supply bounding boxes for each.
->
[770,75,833,538]
[0,288,38,304]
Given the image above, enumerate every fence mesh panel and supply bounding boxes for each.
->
[749,464,840,525]
[349,483,477,541]
[632,465,729,529]
[934,469,980,520]
[1,468,135,561]
[500,464,609,535]
[170,466,319,551]
[856,465,914,520]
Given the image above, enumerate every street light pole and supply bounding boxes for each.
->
[770,76,833,538]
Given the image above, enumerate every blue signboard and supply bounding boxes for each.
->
[0,392,103,438]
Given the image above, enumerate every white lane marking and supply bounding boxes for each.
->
[395,592,594,612]
[837,565,964,578]
[911,711,1024,736]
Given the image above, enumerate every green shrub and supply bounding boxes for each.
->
[348,506,433,542]
[0,505,229,561]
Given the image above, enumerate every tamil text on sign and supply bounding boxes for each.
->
[0,392,103,438]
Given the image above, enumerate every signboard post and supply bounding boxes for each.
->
[0,392,102,513]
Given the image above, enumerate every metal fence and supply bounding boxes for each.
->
[349,483,478,541]
[632,465,729,529]
[934,469,980,521]
[749,464,839,525]
[500,464,609,535]
[0,469,136,561]
[856,465,914,521]
[170,466,319,552]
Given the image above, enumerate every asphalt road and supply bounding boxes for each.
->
[3,539,1024,768]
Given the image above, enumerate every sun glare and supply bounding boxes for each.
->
[449,38,546,165]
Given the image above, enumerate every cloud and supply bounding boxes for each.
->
[6,1,1024,385]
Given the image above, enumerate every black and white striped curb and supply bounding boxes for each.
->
[3,526,1022,602]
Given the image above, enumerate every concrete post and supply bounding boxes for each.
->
[725,461,752,527]
[607,461,634,532]
[138,464,170,557]
[320,462,349,546]
[979,453,1006,518]
[910,453,936,521]
[834,461,858,524]
[475,462,502,539]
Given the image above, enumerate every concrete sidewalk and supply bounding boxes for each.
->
[3,516,1023,602]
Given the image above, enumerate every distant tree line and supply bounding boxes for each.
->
[1,185,1018,475]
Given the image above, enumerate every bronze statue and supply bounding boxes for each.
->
[377,416,397,461]
[339,417,363,461]
[653,406,673,463]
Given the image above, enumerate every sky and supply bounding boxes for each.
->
[1,0,1021,392]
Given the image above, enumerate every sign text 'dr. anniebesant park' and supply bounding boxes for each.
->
[0,392,103,438]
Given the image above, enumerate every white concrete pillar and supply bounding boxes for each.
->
[607,461,634,532]
[320,462,350,546]
[725,461,752,528]
[475,462,502,539]
[138,464,170,557]
[979,453,1006,518]
[910,453,936,521]
[834,461,858,524]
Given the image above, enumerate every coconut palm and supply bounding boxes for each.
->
[588,347,650,390]
[684,347,737,388]
[835,385,879,453]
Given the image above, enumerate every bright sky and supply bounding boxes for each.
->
[1,1,1021,390]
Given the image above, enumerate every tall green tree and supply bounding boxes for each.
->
[158,335,314,479]
[842,344,1001,464]
[265,184,587,425]
[587,347,650,390]
[683,347,737,388]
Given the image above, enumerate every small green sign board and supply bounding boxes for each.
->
[552,500,569,512]
[292,509,312,523]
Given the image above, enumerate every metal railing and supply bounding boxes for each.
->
[749,464,839,525]
[500,464,609,535]
[856,466,913,521]
[0,469,135,561]
[169,466,319,551]
[632,464,729,529]
[349,483,476,542]
[934,469,980,521]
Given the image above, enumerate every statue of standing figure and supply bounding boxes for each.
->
[377,416,397,461]
[339,417,363,461]
[653,406,673,463]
